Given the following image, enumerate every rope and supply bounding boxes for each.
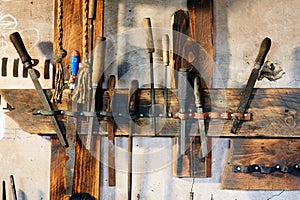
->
[71,0,91,105]
[71,62,91,104]
[52,0,67,103]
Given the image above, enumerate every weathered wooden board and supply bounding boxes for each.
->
[222,139,300,190]
[50,135,101,199]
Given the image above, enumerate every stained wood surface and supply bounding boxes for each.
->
[222,139,300,190]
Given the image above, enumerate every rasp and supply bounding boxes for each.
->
[231,37,271,133]
[9,32,67,147]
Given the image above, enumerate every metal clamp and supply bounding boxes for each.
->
[234,164,300,174]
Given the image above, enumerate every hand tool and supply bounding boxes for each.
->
[106,75,116,186]
[143,17,156,135]
[9,32,67,147]
[128,80,139,200]
[69,50,80,90]
[231,37,271,133]
[2,180,6,200]
[88,0,97,63]
[10,175,17,200]
[178,68,189,155]
[194,76,208,157]
[162,34,169,117]
[86,36,106,150]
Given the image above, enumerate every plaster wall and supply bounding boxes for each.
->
[1,0,300,200]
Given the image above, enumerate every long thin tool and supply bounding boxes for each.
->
[194,76,208,157]
[143,18,156,135]
[107,75,116,187]
[178,68,189,155]
[10,175,17,200]
[9,32,67,147]
[88,0,97,63]
[162,34,169,117]
[2,180,6,200]
[86,37,106,150]
[128,80,139,200]
[231,37,271,133]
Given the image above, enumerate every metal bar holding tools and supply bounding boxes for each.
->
[231,37,271,133]
[143,17,156,135]
[128,80,139,200]
[9,32,67,147]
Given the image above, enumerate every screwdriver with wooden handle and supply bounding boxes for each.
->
[107,75,116,187]
[143,17,156,135]
[9,32,67,147]
[128,80,139,200]
[86,36,106,150]
[231,37,271,133]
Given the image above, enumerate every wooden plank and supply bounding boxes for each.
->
[50,135,67,200]
[222,139,300,190]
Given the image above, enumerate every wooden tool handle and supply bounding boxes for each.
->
[10,175,17,200]
[9,32,32,67]
[162,34,169,66]
[128,80,139,115]
[143,18,155,53]
[2,181,6,200]
[194,76,201,108]
[254,37,271,67]
[88,0,97,19]
[92,37,106,86]
[107,75,116,112]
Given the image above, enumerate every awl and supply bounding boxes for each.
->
[9,32,67,147]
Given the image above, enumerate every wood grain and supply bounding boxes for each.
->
[222,139,300,190]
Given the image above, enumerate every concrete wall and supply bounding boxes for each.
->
[1,0,300,199]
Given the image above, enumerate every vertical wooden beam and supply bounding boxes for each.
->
[173,0,214,178]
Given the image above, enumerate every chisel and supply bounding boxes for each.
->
[194,76,208,157]
[128,80,139,200]
[143,17,156,135]
[86,36,106,150]
[107,75,116,187]
[162,34,169,117]
[9,32,67,147]
[231,37,271,133]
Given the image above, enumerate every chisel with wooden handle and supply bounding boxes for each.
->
[194,76,208,157]
[162,34,169,117]
[143,17,156,135]
[9,32,67,147]
[231,37,271,133]
[107,75,116,187]
[86,36,106,150]
[128,80,139,200]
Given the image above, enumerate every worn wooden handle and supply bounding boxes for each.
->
[178,68,189,113]
[88,0,97,19]
[143,18,155,53]
[162,34,169,66]
[9,32,32,67]
[128,80,139,115]
[92,36,106,86]
[254,37,271,67]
